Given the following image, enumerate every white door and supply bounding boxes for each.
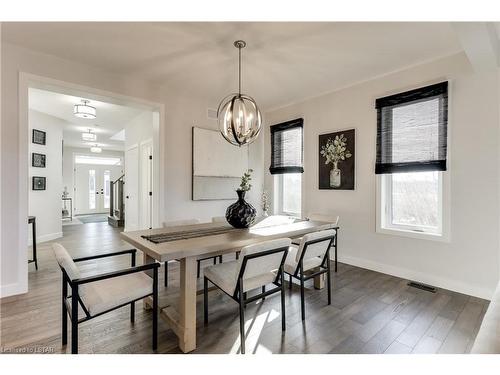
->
[75,164,123,215]
[140,141,153,229]
[74,165,100,215]
[125,146,139,231]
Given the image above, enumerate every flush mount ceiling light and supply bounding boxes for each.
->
[81,129,97,142]
[90,144,102,153]
[217,40,262,147]
[74,99,96,119]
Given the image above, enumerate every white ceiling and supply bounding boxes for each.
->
[4,22,466,110]
[29,88,145,151]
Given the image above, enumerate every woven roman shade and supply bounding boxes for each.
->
[375,82,448,174]
[269,118,304,175]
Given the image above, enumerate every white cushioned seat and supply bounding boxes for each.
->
[204,260,277,295]
[212,216,226,223]
[286,229,336,274]
[284,244,323,274]
[80,272,153,315]
[292,214,339,245]
[471,280,500,353]
[204,238,291,295]
[53,243,81,281]
[53,243,153,316]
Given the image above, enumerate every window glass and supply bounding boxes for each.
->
[391,171,439,229]
[76,155,121,166]
[103,170,111,209]
[89,169,96,209]
[282,173,301,215]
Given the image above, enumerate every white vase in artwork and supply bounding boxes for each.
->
[330,162,341,188]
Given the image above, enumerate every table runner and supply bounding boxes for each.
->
[141,225,238,244]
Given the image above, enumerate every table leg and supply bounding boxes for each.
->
[178,256,197,352]
[143,252,155,310]
[160,256,197,353]
[313,268,325,290]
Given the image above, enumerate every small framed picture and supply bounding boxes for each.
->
[32,176,46,191]
[32,129,46,145]
[32,153,46,168]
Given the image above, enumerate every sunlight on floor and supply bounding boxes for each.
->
[228,307,280,354]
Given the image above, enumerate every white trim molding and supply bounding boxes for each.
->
[11,72,167,298]
[338,254,494,300]
[28,232,63,246]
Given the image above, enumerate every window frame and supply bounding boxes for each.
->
[375,81,451,242]
[376,171,450,242]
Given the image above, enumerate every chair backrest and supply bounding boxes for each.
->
[52,243,80,281]
[237,238,291,281]
[211,216,226,223]
[296,229,336,264]
[162,218,200,228]
[307,213,339,227]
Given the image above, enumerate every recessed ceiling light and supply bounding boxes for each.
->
[74,99,96,119]
[82,129,96,141]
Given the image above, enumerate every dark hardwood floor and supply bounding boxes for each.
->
[0,221,488,354]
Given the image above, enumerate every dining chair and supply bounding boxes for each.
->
[203,238,290,354]
[285,229,336,321]
[162,219,223,286]
[53,243,159,354]
[293,213,339,272]
[211,216,226,223]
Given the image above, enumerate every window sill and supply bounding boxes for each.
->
[376,226,450,243]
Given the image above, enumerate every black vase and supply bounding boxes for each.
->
[225,190,257,229]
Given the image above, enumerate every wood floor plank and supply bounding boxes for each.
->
[0,221,487,354]
[396,293,451,348]
[384,340,412,354]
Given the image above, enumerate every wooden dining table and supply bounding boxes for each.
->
[120,216,337,353]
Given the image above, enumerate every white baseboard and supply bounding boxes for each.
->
[0,282,27,299]
[28,231,63,246]
[337,254,494,300]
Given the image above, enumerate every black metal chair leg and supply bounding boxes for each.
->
[236,252,239,260]
[299,264,305,321]
[334,231,338,273]
[152,267,158,351]
[197,260,201,278]
[62,276,67,346]
[204,277,209,325]
[238,281,245,354]
[289,274,292,290]
[261,285,266,300]
[280,271,286,331]
[327,254,332,306]
[213,257,217,265]
[219,255,223,263]
[130,301,135,323]
[164,261,168,287]
[243,292,247,309]
[71,285,78,354]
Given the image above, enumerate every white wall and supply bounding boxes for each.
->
[125,111,154,150]
[0,42,263,297]
[28,110,63,244]
[163,95,264,223]
[265,52,500,299]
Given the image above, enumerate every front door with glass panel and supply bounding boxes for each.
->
[74,156,123,215]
